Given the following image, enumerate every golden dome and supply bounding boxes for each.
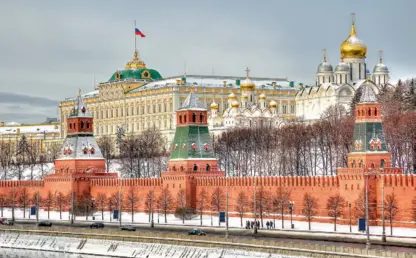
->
[231,100,240,108]
[210,102,219,109]
[259,93,266,100]
[228,92,237,99]
[125,49,147,69]
[269,100,277,108]
[241,93,248,99]
[240,67,256,91]
[340,14,367,59]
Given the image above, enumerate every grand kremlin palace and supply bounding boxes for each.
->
[58,49,297,143]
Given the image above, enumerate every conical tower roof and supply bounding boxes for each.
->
[179,90,206,110]
[69,89,92,118]
[359,81,377,103]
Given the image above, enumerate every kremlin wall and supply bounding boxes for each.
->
[0,84,415,229]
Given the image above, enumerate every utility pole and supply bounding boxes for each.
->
[349,203,352,233]
[365,174,370,247]
[225,174,229,238]
[381,183,386,242]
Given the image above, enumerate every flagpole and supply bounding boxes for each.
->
[134,20,137,50]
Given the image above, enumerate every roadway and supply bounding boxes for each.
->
[8,219,416,254]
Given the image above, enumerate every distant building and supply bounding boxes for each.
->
[295,14,394,121]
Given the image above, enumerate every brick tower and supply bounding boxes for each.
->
[54,90,106,174]
[163,89,224,208]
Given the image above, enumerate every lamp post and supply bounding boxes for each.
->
[71,181,74,224]
[349,203,352,233]
[253,177,257,235]
[225,172,229,238]
[381,183,386,242]
[289,201,294,229]
[118,179,122,227]
[151,184,155,228]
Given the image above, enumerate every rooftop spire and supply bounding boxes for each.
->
[245,67,250,78]
[379,49,383,64]
[359,82,377,103]
[349,13,357,36]
[323,48,327,62]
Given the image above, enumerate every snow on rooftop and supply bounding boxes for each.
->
[0,124,60,135]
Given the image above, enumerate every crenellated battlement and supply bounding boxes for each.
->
[338,168,402,175]
[0,180,44,188]
[90,177,163,187]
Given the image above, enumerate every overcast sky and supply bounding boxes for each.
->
[0,0,414,123]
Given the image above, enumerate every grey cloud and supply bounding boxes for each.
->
[0,92,59,107]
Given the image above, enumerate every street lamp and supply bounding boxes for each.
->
[289,201,295,229]
[150,184,155,228]
[349,203,352,233]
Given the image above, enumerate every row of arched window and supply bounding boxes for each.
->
[357,107,378,117]
[351,159,385,168]
[69,120,90,130]
[178,112,205,124]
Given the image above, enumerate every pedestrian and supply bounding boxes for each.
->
[271,221,274,229]
[257,221,260,228]
[266,221,270,229]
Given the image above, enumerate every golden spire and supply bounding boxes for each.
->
[349,13,356,36]
[78,88,81,97]
[125,49,146,69]
[323,48,327,62]
[379,49,383,63]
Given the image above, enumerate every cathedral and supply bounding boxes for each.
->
[295,14,394,121]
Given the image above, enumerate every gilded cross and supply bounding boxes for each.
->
[245,67,250,78]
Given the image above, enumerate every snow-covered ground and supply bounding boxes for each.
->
[2,208,415,238]
[0,232,304,258]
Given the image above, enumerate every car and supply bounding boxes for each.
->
[188,228,206,236]
[0,218,13,226]
[90,222,105,229]
[120,225,136,231]
[37,220,52,227]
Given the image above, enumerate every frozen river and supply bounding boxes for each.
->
[0,232,304,258]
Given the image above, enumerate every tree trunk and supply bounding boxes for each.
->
[164,211,167,223]
[1,206,3,217]
[218,211,220,226]
[281,207,284,229]
[200,211,203,226]
[23,204,26,218]
[102,209,104,220]
[131,205,134,223]
[334,217,337,231]
[240,215,242,227]
[60,204,62,220]
[109,210,112,222]
[48,208,50,219]
[390,218,393,236]
[308,217,311,230]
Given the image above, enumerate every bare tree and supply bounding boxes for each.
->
[47,142,61,162]
[327,194,346,231]
[354,190,376,220]
[78,191,92,220]
[120,135,140,177]
[196,188,207,226]
[385,192,399,236]
[210,187,225,226]
[176,189,187,224]
[144,190,153,222]
[125,186,139,222]
[0,142,12,180]
[0,193,7,217]
[55,191,67,220]
[27,140,40,180]
[43,190,54,219]
[95,192,107,220]
[158,187,174,223]
[235,191,247,227]
[18,188,30,218]
[97,136,114,172]
[274,187,291,229]
[412,196,416,223]
[108,192,119,221]
[302,192,319,230]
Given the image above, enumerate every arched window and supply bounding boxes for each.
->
[80,121,84,129]
[73,123,76,129]
[368,108,371,116]
[193,164,198,172]
[381,159,385,168]
[179,115,182,124]
[192,113,196,123]
[69,123,72,129]
[200,113,204,123]
[352,160,356,168]
[184,115,187,123]
[374,108,378,116]
[206,164,210,171]
[86,121,90,129]
[371,163,375,169]
[357,110,360,117]
[359,160,363,168]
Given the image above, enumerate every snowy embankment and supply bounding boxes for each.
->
[2,208,416,238]
[0,232,302,258]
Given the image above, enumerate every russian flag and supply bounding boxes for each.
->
[135,28,146,37]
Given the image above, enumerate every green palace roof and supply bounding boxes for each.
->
[108,68,162,82]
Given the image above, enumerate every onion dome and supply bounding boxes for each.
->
[241,93,248,99]
[228,92,237,99]
[269,100,277,108]
[373,50,389,73]
[210,101,219,110]
[259,93,266,100]
[335,58,350,73]
[240,67,256,91]
[231,100,240,108]
[317,49,333,73]
[340,14,367,59]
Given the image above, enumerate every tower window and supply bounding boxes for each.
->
[192,113,196,123]
[80,121,84,129]
[193,164,198,171]
[200,113,203,123]
[368,108,371,116]
[86,121,90,129]
[374,108,378,116]
[179,115,182,124]
[184,115,187,123]
[69,123,72,129]
[381,159,385,168]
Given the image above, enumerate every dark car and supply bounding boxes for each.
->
[90,222,105,229]
[188,228,206,236]
[0,218,13,225]
[37,220,52,227]
[120,225,136,231]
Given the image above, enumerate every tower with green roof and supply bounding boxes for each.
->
[165,89,222,174]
